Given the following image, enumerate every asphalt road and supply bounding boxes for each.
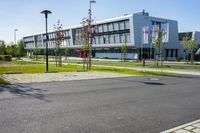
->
[0,75,200,133]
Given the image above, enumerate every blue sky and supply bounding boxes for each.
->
[0,0,200,43]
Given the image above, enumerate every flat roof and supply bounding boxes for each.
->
[24,14,133,38]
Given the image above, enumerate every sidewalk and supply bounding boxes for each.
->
[97,65,200,76]
[1,72,133,84]
[161,119,200,133]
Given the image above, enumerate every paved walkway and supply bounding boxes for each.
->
[97,65,200,76]
[1,72,133,84]
[161,119,200,133]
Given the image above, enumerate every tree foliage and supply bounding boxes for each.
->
[153,30,166,66]
[16,40,26,57]
[80,17,96,70]
[0,40,6,55]
[54,20,65,67]
[181,36,197,63]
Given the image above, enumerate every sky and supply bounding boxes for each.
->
[0,0,200,43]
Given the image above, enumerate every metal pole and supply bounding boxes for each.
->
[14,29,18,57]
[89,3,91,70]
[45,14,49,72]
[89,1,93,70]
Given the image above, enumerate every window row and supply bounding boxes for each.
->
[24,37,34,42]
[92,33,131,44]
[97,20,130,33]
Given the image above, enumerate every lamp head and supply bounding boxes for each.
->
[90,0,96,4]
[41,10,52,14]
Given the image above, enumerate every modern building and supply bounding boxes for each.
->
[23,10,182,60]
[179,31,200,59]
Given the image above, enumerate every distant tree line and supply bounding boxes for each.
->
[0,39,26,60]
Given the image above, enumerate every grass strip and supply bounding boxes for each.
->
[0,77,9,85]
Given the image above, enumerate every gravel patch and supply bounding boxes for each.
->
[1,72,133,84]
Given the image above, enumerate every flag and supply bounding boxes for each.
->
[142,26,149,44]
[151,25,159,43]
[161,23,169,43]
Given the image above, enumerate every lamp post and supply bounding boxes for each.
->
[14,29,18,57]
[88,0,96,70]
[41,10,52,72]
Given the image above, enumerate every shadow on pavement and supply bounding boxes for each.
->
[0,84,50,101]
[143,82,165,85]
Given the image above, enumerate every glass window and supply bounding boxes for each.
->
[119,21,125,30]
[108,23,113,32]
[114,22,119,31]
[114,34,120,43]
[98,25,103,33]
[92,38,96,44]
[99,36,104,44]
[109,35,115,44]
[103,35,109,44]
[95,36,99,44]
[120,34,126,43]
[125,20,130,29]
[126,33,131,43]
[103,24,108,32]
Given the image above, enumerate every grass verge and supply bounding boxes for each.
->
[0,64,83,74]
[92,66,174,76]
[0,60,174,76]
[0,77,9,85]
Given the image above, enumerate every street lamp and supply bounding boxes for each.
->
[14,29,18,57]
[88,0,96,69]
[41,10,52,72]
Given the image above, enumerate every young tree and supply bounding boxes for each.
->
[54,20,65,67]
[33,47,39,60]
[0,40,6,55]
[121,41,128,61]
[64,48,69,60]
[153,30,166,67]
[16,40,26,58]
[181,36,197,64]
[6,45,14,56]
[81,41,90,69]
[81,17,96,70]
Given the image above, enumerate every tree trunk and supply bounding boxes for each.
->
[190,53,194,64]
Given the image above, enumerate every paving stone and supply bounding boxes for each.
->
[193,123,200,128]
[184,126,195,131]
[174,129,192,133]
[193,128,200,133]
[2,72,133,84]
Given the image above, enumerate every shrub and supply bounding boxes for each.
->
[0,55,12,61]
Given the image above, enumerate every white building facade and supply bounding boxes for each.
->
[23,11,182,60]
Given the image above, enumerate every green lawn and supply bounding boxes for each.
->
[92,66,173,76]
[0,77,9,85]
[0,60,173,76]
[0,64,83,74]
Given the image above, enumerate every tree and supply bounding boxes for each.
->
[81,17,96,70]
[33,47,39,60]
[16,40,26,58]
[0,40,6,55]
[121,41,128,61]
[6,45,14,56]
[64,48,69,60]
[81,41,91,69]
[153,30,166,67]
[181,36,197,64]
[54,20,65,67]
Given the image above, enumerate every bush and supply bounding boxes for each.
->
[0,55,12,61]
